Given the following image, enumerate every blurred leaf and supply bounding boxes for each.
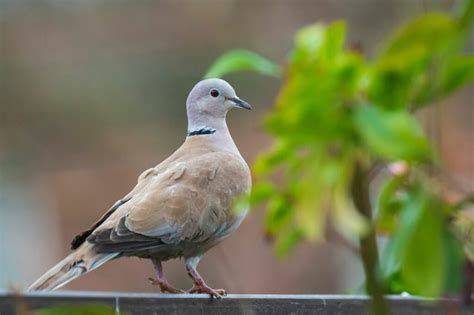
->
[275,227,304,257]
[333,187,368,237]
[382,13,456,58]
[439,56,474,96]
[380,187,446,297]
[292,21,345,64]
[335,52,367,98]
[267,21,358,145]
[412,55,474,106]
[354,106,432,162]
[455,0,474,31]
[293,165,328,240]
[250,181,278,204]
[232,194,250,216]
[380,237,403,293]
[292,23,325,62]
[368,49,427,109]
[332,154,368,237]
[37,304,116,315]
[205,50,280,78]
[443,228,464,293]
[370,13,461,109]
[384,271,406,294]
[381,179,468,296]
[265,195,292,236]
[398,190,445,296]
[376,176,406,232]
[253,141,293,176]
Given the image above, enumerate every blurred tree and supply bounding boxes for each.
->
[207,0,474,314]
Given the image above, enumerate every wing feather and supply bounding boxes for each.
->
[86,151,251,257]
[70,197,131,250]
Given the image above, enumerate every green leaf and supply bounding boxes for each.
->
[380,238,403,293]
[265,195,292,236]
[398,190,445,296]
[291,154,344,241]
[376,176,406,232]
[332,186,368,238]
[232,194,250,216]
[332,154,368,238]
[382,13,456,58]
[250,181,277,205]
[253,141,293,176]
[440,55,474,96]
[443,228,464,293]
[293,176,327,240]
[368,50,428,109]
[455,0,474,32]
[370,13,460,109]
[382,189,445,296]
[292,23,326,62]
[412,55,474,106]
[292,21,346,64]
[274,227,304,257]
[205,50,281,78]
[354,105,432,162]
[382,183,465,296]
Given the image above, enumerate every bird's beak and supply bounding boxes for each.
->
[228,97,252,110]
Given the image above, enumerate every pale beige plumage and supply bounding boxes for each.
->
[28,78,252,297]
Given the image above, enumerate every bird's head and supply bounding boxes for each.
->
[186,79,251,125]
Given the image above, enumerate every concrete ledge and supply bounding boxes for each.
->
[0,291,471,315]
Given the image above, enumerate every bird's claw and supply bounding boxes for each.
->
[187,284,227,299]
[148,277,185,294]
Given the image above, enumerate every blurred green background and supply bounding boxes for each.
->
[0,0,472,294]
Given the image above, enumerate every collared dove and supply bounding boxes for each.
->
[28,78,252,297]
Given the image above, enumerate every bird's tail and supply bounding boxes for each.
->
[28,242,118,291]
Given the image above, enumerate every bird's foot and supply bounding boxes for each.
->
[187,283,227,299]
[148,277,185,294]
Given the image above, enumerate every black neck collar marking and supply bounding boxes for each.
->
[187,127,217,137]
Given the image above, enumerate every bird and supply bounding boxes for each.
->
[28,78,252,298]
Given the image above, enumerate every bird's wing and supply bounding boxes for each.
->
[87,151,251,255]
[69,167,160,250]
[70,197,130,250]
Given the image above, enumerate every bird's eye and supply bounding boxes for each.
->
[210,89,220,98]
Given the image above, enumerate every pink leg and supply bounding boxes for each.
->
[149,258,184,293]
[185,257,226,298]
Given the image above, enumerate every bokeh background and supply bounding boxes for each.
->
[0,0,472,294]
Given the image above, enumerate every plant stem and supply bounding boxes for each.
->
[352,163,390,315]
[462,260,473,305]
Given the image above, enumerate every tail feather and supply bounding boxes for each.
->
[28,243,118,291]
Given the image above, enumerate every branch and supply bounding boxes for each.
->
[352,162,390,315]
